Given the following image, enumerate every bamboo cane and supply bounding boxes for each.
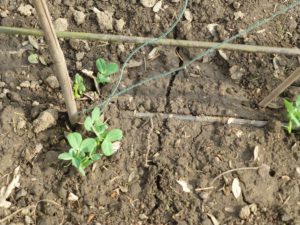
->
[1,26,300,56]
[32,1,78,124]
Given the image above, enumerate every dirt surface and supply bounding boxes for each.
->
[1,0,300,224]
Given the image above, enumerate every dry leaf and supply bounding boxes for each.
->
[231,178,241,199]
[218,50,229,61]
[148,47,160,60]
[253,146,259,161]
[28,36,39,50]
[112,141,121,153]
[127,59,143,68]
[207,23,219,37]
[207,213,220,225]
[0,166,21,208]
[82,69,94,76]
[184,9,193,22]
[176,180,191,193]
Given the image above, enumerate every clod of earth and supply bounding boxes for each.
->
[33,109,58,133]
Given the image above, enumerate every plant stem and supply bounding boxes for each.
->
[1,26,300,56]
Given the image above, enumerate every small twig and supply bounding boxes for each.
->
[1,26,300,56]
[145,117,154,167]
[195,186,215,192]
[209,166,259,186]
[259,67,300,107]
[134,112,267,127]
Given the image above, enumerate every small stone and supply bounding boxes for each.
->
[7,91,22,102]
[184,9,193,22]
[239,205,251,220]
[17,4,33,16]
[76,61,82,70]
[230,65,245,80]
[53,18,69,31]
[281,214,292,222]
[17,120,26,130]
[33,109,58,133]
[153,0,162,12]
[45,76,60,89]
[0,82,6,87]
[76,52,85,61]
[94,9,113,30]
[16,189,27,200]
[73,10,86,25]
[115,19,126,32]
[30,81,40,90]
[249,203,257,214]
[139,214,148,220]
[140,0,157,7]
[20,81,31,88]
[25,215,34,225]
[233,2,241,9]
[32,101,39,106]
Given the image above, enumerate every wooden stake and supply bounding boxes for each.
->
[259,67,300,107]
[32,0,78,124]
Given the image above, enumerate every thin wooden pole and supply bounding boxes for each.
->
[259,67,300,107]
[1,26,300,56]
[32,0,78,124]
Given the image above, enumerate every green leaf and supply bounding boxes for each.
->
[58,152,73,161]
[91,153,102,161]
[71,157,81,168]
[105,129,123,142]
[94,123,108,135]
[106,63,119,75]
[284,99,294,113]
[67,133,82,150]
[96,73,110,84]
[28,53,39,64]
[84,116,93,131]
[101,140,114,156]
[80,138,97,153]
[92,107,101,121]
[96,58,107,74]
[296,96,300,108]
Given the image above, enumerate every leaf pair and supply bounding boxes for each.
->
[96,58,119,84]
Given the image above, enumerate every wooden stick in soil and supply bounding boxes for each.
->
[1,26,300,56]
[32,0,78,124]
[259,67,300,107]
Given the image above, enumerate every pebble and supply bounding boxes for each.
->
[53,18,69,31]
[16,189,28,200]
[7,91,22,102]
[141,0,157,7]
[33,109,58,133]
[17,4,33,16]
[45,76,60,89]
[30,81,40,90]
[73,10,86,25]
[0,82,6,88]
[20,81,31,88]
[115,19,126,32]
[75,52,85,61]
[230,65,245,80]
[184,9,193,22]
[239,205,251,220]
[32,101,40,106]
[94,9,113,30]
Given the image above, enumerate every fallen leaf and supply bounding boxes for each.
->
[184,9,193,22]
[207,213,220,225]
[176,180,191,193]
[28,36,39,50]
[218,50,229,61]
[39,56,47,65]
[148,47,160,60]
[127,59,143,68]
[0,166,21,208]
[207,23,219,37]
[231,178,241,199]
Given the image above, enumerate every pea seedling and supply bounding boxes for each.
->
[284,95,300,133]
[58,107,123,175]
[73,73,86,99]
[95,58,119,84]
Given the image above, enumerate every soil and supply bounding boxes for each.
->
[0,0,300,225]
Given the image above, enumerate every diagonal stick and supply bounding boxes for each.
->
[259,67,300,107]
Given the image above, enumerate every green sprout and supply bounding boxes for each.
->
[58,107,123,176]
[95,58,119,84]
[73,73,86,99]
[283,96,300,133]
